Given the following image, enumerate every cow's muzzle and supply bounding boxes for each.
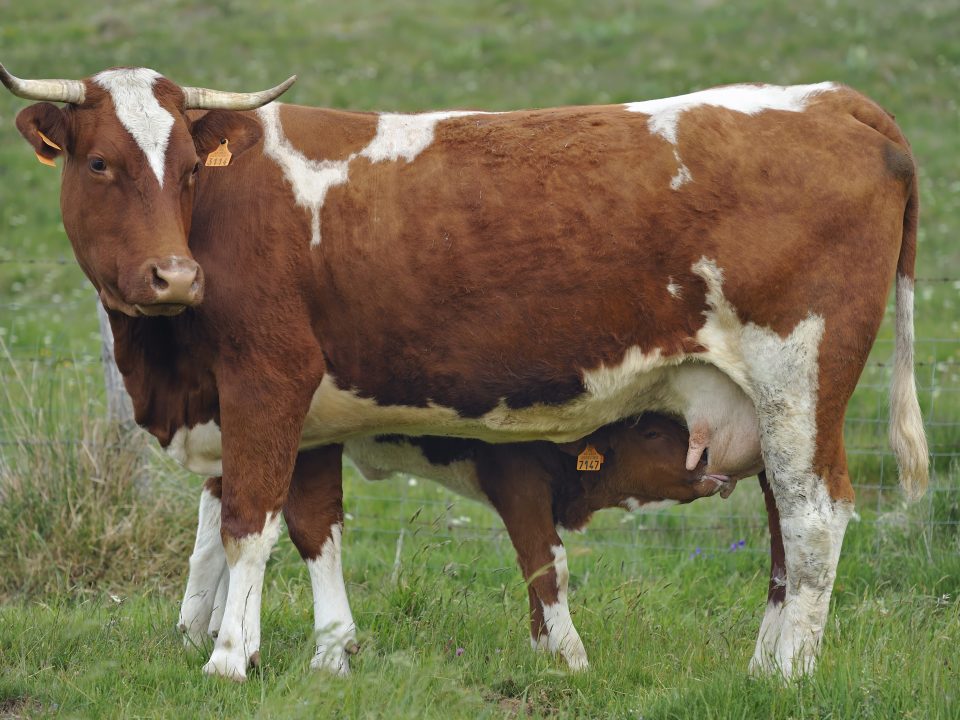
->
[135,256,204,315]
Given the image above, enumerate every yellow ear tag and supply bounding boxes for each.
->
[205,138,232,167]
[37,130,61,151]
[576,445,604,472]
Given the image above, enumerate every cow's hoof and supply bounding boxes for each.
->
[177,622,209,650]
[203,648,249,682]
[563,650,590,672]
[310,646,351,676]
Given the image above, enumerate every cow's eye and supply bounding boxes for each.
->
[89,157,107,173]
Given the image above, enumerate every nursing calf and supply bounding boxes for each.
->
[181,413,743,672]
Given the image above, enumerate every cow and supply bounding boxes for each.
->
[185,411,757,672]
[3,64,928,682]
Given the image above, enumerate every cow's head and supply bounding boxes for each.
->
[2,64,294,317]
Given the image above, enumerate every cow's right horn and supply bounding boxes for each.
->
[0,63,86,104]
[182,75,297,111]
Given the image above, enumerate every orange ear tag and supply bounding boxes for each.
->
[35,151,57,167]
[35,130,61,166]
[576,445,604,472]
[37,130,62,150]
[205,138,232,167]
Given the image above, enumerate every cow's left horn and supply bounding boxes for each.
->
[0,63,86,104]
[181,75,297,111]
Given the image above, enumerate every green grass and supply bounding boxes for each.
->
[1,0,959,717]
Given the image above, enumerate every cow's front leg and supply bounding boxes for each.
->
[202,374,312,682]
[178,477,227,646]
[481,455,588,671]
[284,445,356,676]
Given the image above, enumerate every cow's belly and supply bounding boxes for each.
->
[343,436,489,504]
[165,354,761,479]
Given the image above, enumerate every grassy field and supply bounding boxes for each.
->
[1,0,959,717]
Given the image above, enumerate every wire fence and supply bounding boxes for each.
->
[1,271,958,566]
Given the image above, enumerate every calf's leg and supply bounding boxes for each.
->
[481,454,588,671]
[283,445,357,675]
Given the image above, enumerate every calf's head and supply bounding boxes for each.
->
[557,414,725,529]
[2,64,294,317]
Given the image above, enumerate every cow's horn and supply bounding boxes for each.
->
[0,63,86,104]
[181,75,297,110]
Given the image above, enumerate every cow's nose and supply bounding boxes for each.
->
[150,256,201,305]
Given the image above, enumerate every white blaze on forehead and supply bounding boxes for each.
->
[625,82,837,189]
[359,111,485,163]
[94,68,175,188]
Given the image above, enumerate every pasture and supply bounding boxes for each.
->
[1,1,959,717]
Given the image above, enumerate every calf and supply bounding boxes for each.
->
[183,412,758,672]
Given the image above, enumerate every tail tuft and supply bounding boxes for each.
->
[889,275,929,501]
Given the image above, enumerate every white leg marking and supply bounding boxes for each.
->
[539,545,588,671]
[203,512,281,681]
[94,68,174,187]
[625,83,837,189]
[207,567,229,638]
[178,488,226,646]
[307,524,356,676]
[749,599,786,675]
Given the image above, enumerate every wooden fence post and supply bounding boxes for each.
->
[97,301,150,489]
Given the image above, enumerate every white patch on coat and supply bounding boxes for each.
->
[258,106,486,244]
[359,111,486,163]
[178,487,226,644]
[166,420,223,476]
[625,82,836,188]
[622,498,678,512]
[257,103,351,246]
[94,68,174,187]
[203,512,281,681]
[344,436,489,504]
[307,524,356,676]
[889,275,929,500]
[538,545,588,671]
[666,278,682,298]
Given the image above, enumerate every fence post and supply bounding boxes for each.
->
[97,300,150,489]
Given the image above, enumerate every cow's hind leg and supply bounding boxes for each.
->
[749,471,787,671]
[741,316,854,678]
[178,477,227,646]
[481,453,588,671]
[283,445,356,676]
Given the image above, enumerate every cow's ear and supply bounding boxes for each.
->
[190,110,263,162]
[15,103,69,166]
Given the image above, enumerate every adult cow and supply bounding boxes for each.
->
[3,64,927,682]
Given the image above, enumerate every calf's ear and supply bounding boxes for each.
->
[190,110,263,162]
[15,103,69,166]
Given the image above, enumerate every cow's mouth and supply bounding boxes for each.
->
[135,302,188,317]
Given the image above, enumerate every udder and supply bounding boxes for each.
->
[671,364,764,492]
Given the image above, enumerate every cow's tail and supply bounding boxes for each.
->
[889,178,929,501]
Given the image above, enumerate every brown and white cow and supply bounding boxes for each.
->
[4,64,927,681]
[185,412,755,672]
